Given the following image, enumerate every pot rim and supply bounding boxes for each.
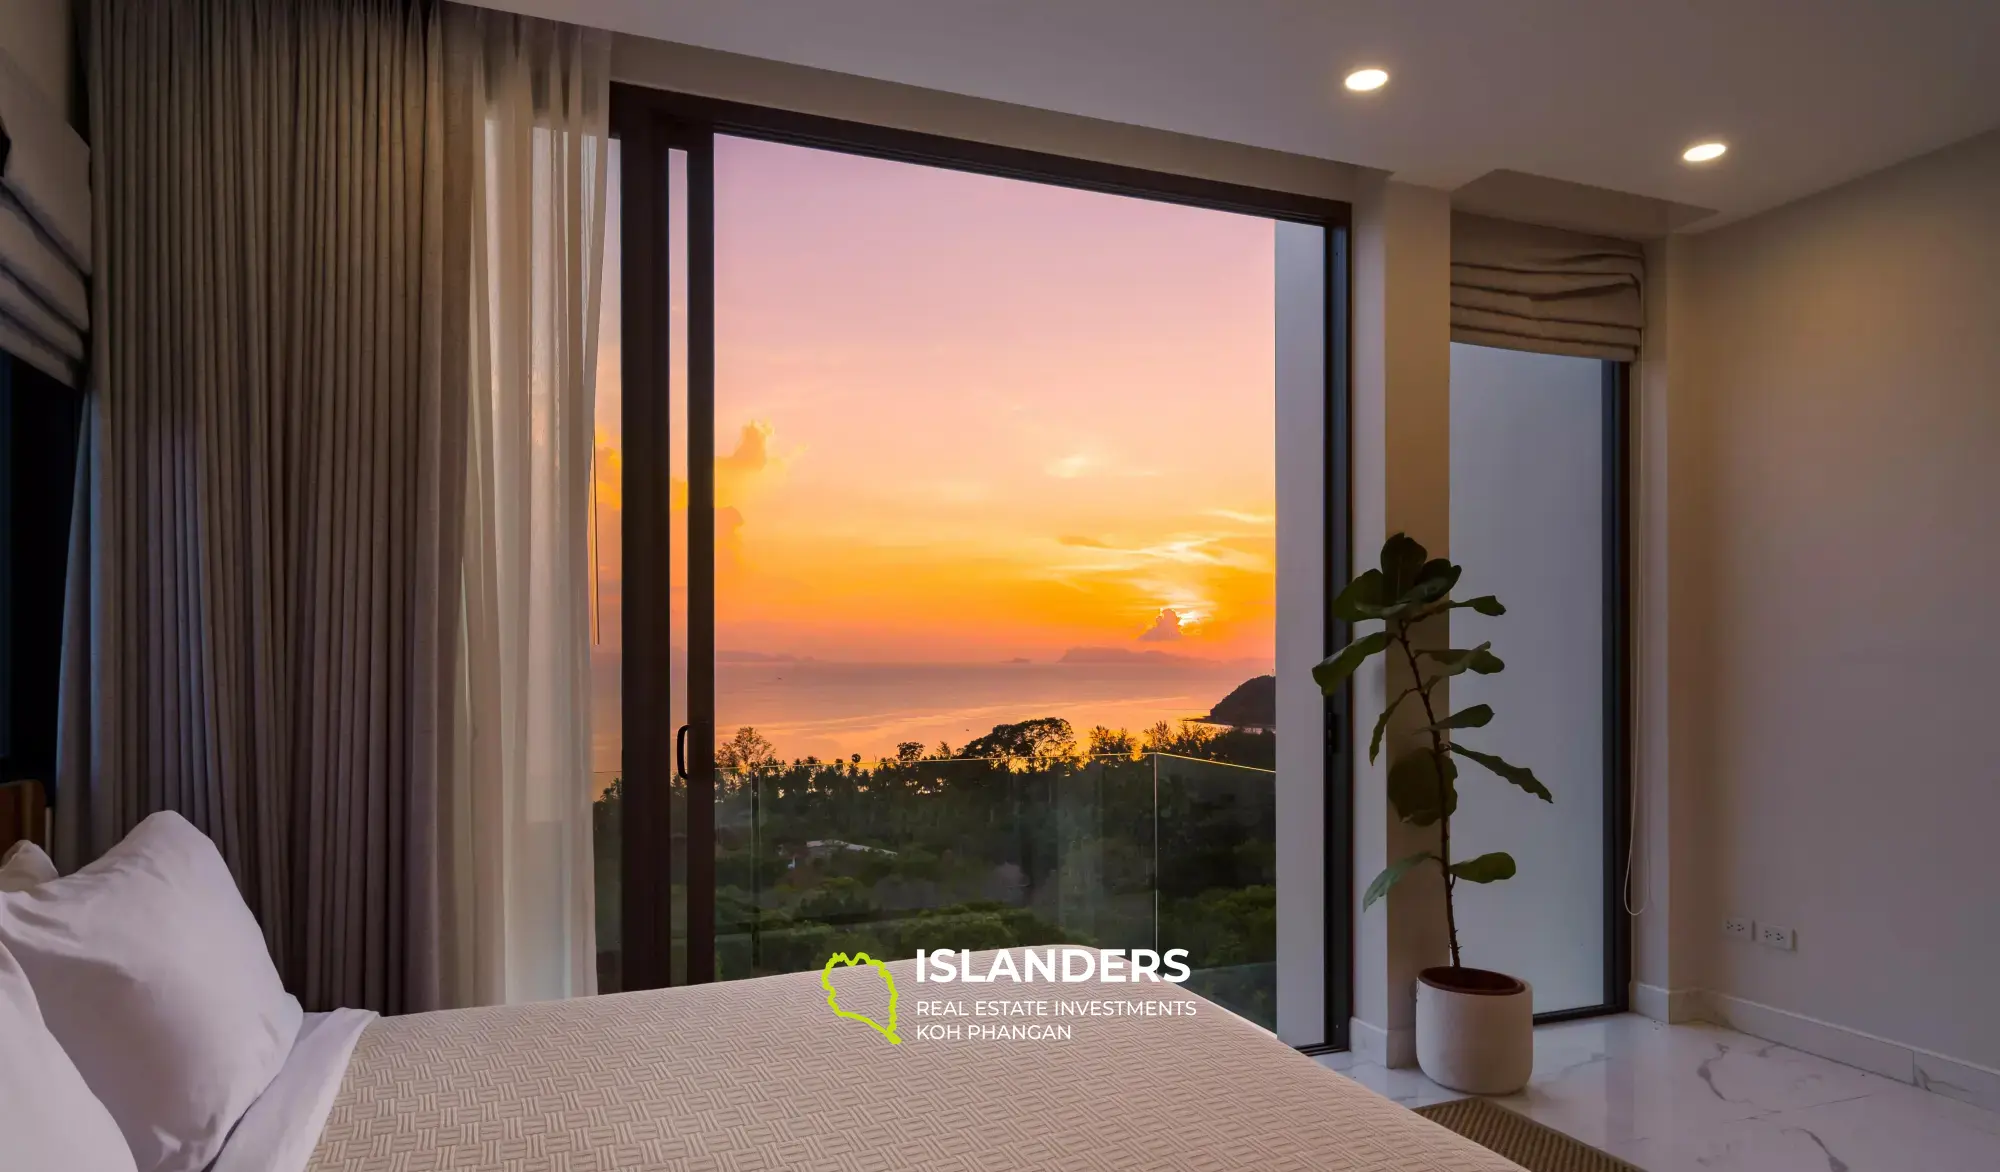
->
[1417,965,1527,996]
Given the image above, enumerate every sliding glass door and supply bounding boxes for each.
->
[603,90,1351,1047]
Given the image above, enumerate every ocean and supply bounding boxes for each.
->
[589,654,1272,775]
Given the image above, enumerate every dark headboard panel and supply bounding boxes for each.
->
[0,778,48,851]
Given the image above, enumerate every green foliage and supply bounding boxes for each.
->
[1363,851,1438,910]
[1387,751,1456,827]
[596,714,1283,1028]
[1163,884,1276,968]
[1449,852,1517,883]
[1447,744,1553,802]
[1368,687,1417,764]
[1330,569,1389,621]
[1312,631,1390,690]
[1086,725,1138,757]
[1422,643,1506,677]
[1324,532,1553,970]
[1423,704,1493,732]
[958,716,1078,763]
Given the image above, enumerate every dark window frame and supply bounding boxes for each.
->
[608,83,1354,1051]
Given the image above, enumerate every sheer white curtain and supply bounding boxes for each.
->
[446,10,611,1006]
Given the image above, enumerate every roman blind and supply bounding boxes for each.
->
[1450,212,1644,362]
[0,49,89,386]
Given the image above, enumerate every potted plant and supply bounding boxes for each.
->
[1314,532,1552,1094]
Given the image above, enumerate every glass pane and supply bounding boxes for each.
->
[707,135,1282,1026]
[1272,219,1328,1044]
[666,147,690,987]
[1447,342,1608,1014]
[590,138,623,992]
[1158,753,1277,1026]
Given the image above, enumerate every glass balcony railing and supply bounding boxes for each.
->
[593,751,1277,1028]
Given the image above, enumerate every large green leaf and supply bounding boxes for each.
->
[1379,534,1430,602]
[1313,631,1391,692]
[1406,593,1505,625]
[1423,704,1493,732]
[1449,852,1517,884]
[1363,851,1440,910]
[1448,744,1554,802]
[1331,569,1389,622]
[1387,751,1457,826]
[1369,687,1419,764]
[1404,558,1463,605]
[1421,643,1506,677]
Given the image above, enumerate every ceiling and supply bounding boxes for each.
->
[484,0,2000,229]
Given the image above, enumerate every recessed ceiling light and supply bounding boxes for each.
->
[1683,141,1728,163]
[1344,68,1389,93]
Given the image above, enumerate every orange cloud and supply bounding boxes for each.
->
[593,135,1276,670]
[1137,608,1185,643]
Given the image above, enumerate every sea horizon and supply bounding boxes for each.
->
[589,652,1275,781]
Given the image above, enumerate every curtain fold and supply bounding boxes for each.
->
[62,0,473,1014]
[445,7,610,1006]
[1450,212,1646,362]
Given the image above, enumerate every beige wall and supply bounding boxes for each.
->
[0,0,73,124]
[1631,232,1715,1023]
[612,35,1374,205]
[1676,128,2000,1072]
[1348,177,1453,1064]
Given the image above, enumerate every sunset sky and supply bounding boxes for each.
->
[591,136,1278,763]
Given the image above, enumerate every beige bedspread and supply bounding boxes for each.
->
[306,956,1519,1171]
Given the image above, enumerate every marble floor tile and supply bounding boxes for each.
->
[1315,1015,2000,1172]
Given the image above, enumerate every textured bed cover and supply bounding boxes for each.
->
[306,955,1520,1171]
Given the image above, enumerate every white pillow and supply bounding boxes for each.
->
[0,936,138,1172]
[1,838,60,890]
[0,811,303,1172]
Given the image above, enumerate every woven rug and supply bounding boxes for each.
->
[1414,1098,1642,1172]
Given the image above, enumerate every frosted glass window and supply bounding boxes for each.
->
[1448,343,1608,1015]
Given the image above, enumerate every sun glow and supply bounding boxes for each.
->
[590,135,1279,762]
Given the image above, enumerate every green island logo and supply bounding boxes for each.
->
[821,952,901,1044]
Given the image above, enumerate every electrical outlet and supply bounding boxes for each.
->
[1759,923,1796,951]
[1722,916,1753,941]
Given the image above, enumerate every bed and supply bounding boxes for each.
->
[4,811,1518,1171]
[243,955,1523,1172]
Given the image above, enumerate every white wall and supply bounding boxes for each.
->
[1679,128,2000,1075]
[1273,221,1327,1047]
[0,0,73,125]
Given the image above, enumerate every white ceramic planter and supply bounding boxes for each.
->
[1414,966,1534,1095]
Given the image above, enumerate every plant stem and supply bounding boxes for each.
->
[1396,624,1461,970]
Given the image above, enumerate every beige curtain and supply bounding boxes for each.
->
[445,9,610,1006]
[1450,212,1645,361]
[63,0,475,1013]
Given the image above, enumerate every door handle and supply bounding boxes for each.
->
[676,724,690,781]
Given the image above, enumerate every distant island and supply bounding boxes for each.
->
[1199,674,1275,732]
[1057,646,1196,666]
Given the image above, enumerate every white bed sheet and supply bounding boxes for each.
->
[212,1008,376,1172]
